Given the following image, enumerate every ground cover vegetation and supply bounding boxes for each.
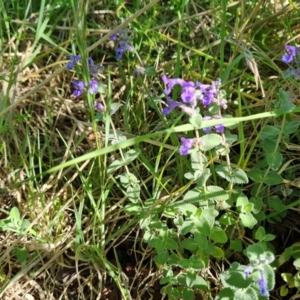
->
[1,0,300,299]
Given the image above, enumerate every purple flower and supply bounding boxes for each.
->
[179,137,194,156]
[215,123,225,133]
[162,75,185,95]
[111,28,134,60]
[88,57,104,76]
[257,271,268,296]
[120,40,134,52]
[116,47,124,60]
[110,33,118,41]
[72,80,85,97]
[203,116,212,133]
[94,101,105,112]
[244,266,252,279]
[180,83,196,105]
[162,97,182,115]
[67,55,81,69]
[89,79,98,94]
[282,45,297,63]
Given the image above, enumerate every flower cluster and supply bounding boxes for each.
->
[66,55,103,97]
[110,29,134,60]
[162,75,227,155]
[282,45,300,79]
[244,266,268,297]
[282,45,299,64]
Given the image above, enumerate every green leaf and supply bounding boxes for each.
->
[191,152,208,171]
[145,66,155,76]
[239,212,257,229]
[13,247,28,263]
[107,149,140,175]
[181,238,197,251]
[284,121,300,134]
[194,232,208,250]
[267,196,286,211]
[110,103,123,115]
[247,169,283,185]
[185,272,197,288]
[264,264,276,291]
[126,183,140,203]
[192,275,207,289]
[260,125,281,137]
[216,165,249,184]
[279,88,296,113]
[266,152,283,171]
[261,138,277,154]
[219,212,236,226]
[182,288,195,300]
[10,207,20,222]
[215,288,234,300]
[245,244,265,262]
[165,238,178,250]
[230,239,243,251]
[148,236,165,254]
[234,287,258,300]
[254,226,265,241]
[264,234,276,242]
[210,227,228,243]
[206,185,229,201]
[236,192,249,207]
[154,252,169,265]
[124,203,142,215]
[200,134,222,151]
[189,113,202,129]
[293,258,300,270]
[195,169,211,187]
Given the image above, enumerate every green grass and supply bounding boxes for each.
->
[1,0,300,299]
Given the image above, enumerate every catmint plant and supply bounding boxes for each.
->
[282,45,300,79]
[110,29,134,60]
[66,55,103,97]
[161,74,227,155]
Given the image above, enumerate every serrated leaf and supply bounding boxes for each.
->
[216,165,248,184]
[107,149,140,175]
[211,227,228,243]
[279,88,296,113]
[261,138,277,154]
[230,239,243,251]
[260,125,281,137]
[177,204,198,215]
[189,113,202,129]
[124,203,142,215]
[248,169,283,185]
[254,226,265,241]
[266,152,283,171]
[239,212,257,229]
[195,169,211,187]
[234,287,258,300]
[191,152,208,171]
[219,212,236,226]
[284,121,300,134]
[165,238,178,250]
[206,185,229,201]
[181,238,197,251]
[212,246,224,258]
[154,252,169,265]
[200,134,222,151]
